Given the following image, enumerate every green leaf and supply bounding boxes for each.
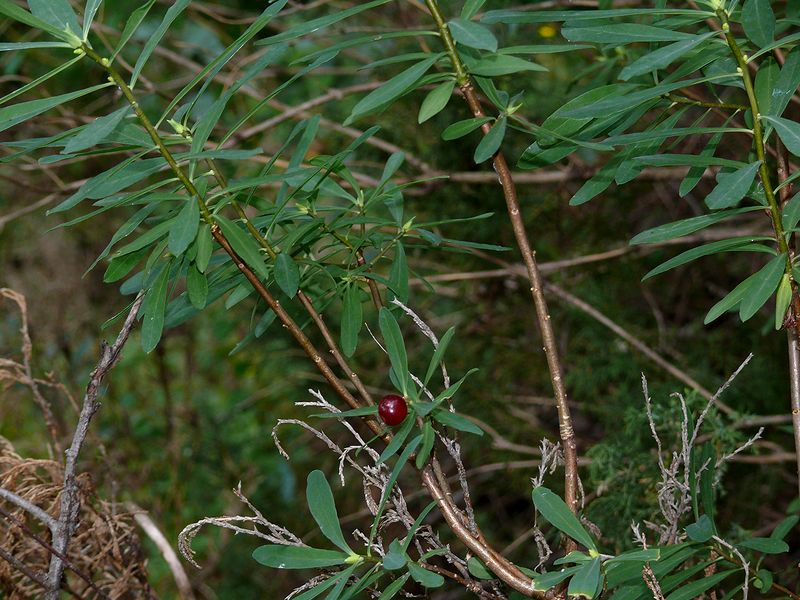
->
[665,569,738,600]
[187,264,208,310]
[532,566,583,591]
[467,557,494,580]
[685,515,714,542]
[431,408,483,435]
[379,308,408,396]
[448,18,497,52]
[762,115,800,156]
[370,435,421,545]
[103,248,146,283]
[418,79,455,123]
[346,54,442,124]
[274,253,300,298]
[63,106,130,155]
[532,487,597,552]
[389,242,409,303]
[738,537,789,554]
[567,557,602,599]
[258,0,392,45]
[768,47,800,118]
[378,415,414,463]
[215,216,269,281]
[380,574,410,599]
[705,275,757,324]
[755,569,774,592]
[340,284,362,357]
[630,206,763,245]
[195,224,213,273]
[562,24,694,44]
[474,117,506,163]
[620,32,715,81]
[643,237,774,280]
[704,162,761,209]
[131,0,191,87]
[0,82,110,136]
[771,514,799,540]
[141,262,170,353]
[775,273,792,330]
[415,420,435,469]
[442,116,493,140]
[112,0,156,59]
[306,470,351,554]
[383,541,407,571]
[168,200,200,257]
[469,54,546,76]
[482,8,706,24]
[424,326,455,386]
[251,545,348,569]
[742,0,775,48]
[83,0,102,38]
[0,0,75,41]
[28,0,81,37]
[755,58,780,120]
[462,0,487,20]
[407,562,444,588]
[607,549,660,563]
[739,253,786,321]
[680,120,732,197]
[310,406,378,419]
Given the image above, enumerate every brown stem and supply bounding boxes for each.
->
[421,0,579,524]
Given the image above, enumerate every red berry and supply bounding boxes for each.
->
[378,394,408,426]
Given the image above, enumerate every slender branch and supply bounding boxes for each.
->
[422,0,580,525]
[43,292,145,599]
[0,487,57,531]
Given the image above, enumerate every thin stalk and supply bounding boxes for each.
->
[719,12,800,496]
[422,0,580,525]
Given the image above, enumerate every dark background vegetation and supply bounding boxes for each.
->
[0,1,796,597]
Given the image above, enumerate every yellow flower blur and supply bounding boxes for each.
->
[538,24,558,38]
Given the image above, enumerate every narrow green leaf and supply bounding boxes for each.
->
[705,275,756,324]
[370,435,421,545]
[704,162,761,209]
[423,326,455,386]
[415,420,435,469]
[274,253,300,298]
[28,0,81,37]
[306,470,351,554]
[742,0,775,48]
[389,242,409,303]
[467,557,494,580]
[567,557,602,599]
[771,515,799,540]
[341,284,362,357]
[346,54,442,124]
[482,8,707,24]
[680,120,732,197]
[0,0,74,41]
[195,224,213,273]
[112,0,156,59]
[739,253,786,321]
[258,0,392,45]
[532,566,583,591]
[131,0,191,87]
[469,54,547,76]
[380,574,410,599]
[474,117,506,163]
[762,115,800,156]
[141,262,170,353]
[665,569,738,600]
[448,18,497,52]
[775,273,792,330]
[755,57,780,119]
[103,248,146,283]
[310,406,378,419]
[643,237,774,279]
[630,206,763,245]
[607,549,660,563]
[442,116,493,140]
[0,82,110,136]
[0,41,71,51]
[378,415,414,463]
[83,0,102,38]
[768,47,800,118]
[562,24,694,44]
[63,106,130,154]
[168,199,200,257]
[383,541,407,571]
[461,0,487,19]
[620,32,715,81]
[739,537,790,554]
[215,216,270,281]
[379,308,408,396]
[252,545,348,569]
[407,562,444,588]
[431,408,483,435]
[418,79,455,123]
[187,264,208,310]
[532,487,597,552]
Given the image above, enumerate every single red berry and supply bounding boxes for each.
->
[378,394,408,426]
